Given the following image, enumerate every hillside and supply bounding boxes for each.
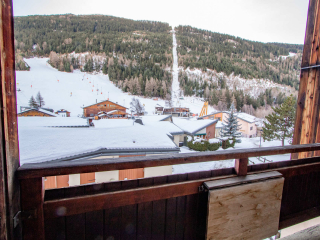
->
[14,14,173,98]
[175,25,302,90]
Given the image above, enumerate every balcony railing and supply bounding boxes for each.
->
[17,143,320,240]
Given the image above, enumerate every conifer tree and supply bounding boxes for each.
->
[36,91,45,107]
[221,103,242,139]
[262,95,296,146]
[28,96,38,108]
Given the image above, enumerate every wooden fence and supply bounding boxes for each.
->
[17,143,320,240]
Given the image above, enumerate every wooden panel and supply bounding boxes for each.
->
[44,176,56,189]
[119,168,144,180]
[206,178,284,240]
[80,172,95,185]
[56,175,69,188]
[17,143,320,179]
[20,178,45,240]
[292,0,320,159]
[0,0,22,238]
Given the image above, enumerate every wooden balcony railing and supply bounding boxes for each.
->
[16,143,320,240]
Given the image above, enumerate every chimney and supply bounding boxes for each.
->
[96,99,97,103]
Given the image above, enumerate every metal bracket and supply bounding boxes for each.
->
[13,211,21,228]
[13,209,38,228]
[301,64,320,70]
[198,185,206,192]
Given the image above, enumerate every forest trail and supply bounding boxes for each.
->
[171,28,182,106]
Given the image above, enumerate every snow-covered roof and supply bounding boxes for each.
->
[141,115,172,123]
[83,100,127,109]
[55,109,70,113]
[234,112,257,123]
[172,117,218,135]
[216,121,224,128]
[107,110,118,114]
[18,117,179,164]
[19,108,57,117]
[207,111,257,123]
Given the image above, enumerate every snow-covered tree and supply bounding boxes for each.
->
[28,96,38,108]
[262,95,296,146]
[221,103,241,139]
[36,91,45,107]
[130,97,145,115]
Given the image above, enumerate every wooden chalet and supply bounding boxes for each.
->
[83,100,127,118]
[163,107,191,117]
[2,1,320,239]
[18,108,57,117]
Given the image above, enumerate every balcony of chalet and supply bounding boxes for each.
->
[2,0,320,239]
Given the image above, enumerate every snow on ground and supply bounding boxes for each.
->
[173,137,291,174]
[18,117,178,165]
[16,58,212,116]
[171,28,181,106]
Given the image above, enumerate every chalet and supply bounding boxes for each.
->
[200,111,258,138]
[18,108,57,117]
[163,107,191,117]
[55,109,71,117]
[173,117,218,140]
[83,100,127,118]
[155,104,164,114]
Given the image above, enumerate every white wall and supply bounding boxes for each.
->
[69,174,80,186]
[144,166,172,178]
[95,170,119,183]
[173,135,180,146]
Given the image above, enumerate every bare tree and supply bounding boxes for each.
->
[130,97,145,115]
[36,91,45,108]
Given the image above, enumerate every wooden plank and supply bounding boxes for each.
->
[234,158,248,176]
[17,143,320,179]
[121,205,137,240]
[85,211,104,240]
[206,178,284,240]
[204,171,282,190]
[0,0,21,238]
[104,207,122,240]
[136,177,153,240]
[151,176,167,240]
[65,187,85,240]
[44,217,65,240]
[44,176,56,189]
[279,207,320,230]
[292,0,320,159]
[20,178,45,240]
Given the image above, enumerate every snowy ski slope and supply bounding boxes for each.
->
[16,58,213,116]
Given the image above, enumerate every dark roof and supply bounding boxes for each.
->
[83,100,128,109]
[38,147,180,163]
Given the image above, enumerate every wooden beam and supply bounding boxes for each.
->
[0,0,22,239]
[292,0,320,159]
[20,178,45,240]
[17,143,320,179]
[43,158,320,219]
[43,174,238,219]
[234,158,248,176]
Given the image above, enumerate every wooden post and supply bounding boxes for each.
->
[0,0,22,239]
[292,0,320,159]
[234,158,248,176]
[20,178,45,240]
